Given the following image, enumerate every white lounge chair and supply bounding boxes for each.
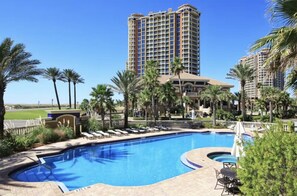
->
[89,131,103,138]
[81,132,95,139]
[96,130,111,137]
[115,129,128,135]
[125,128,139,134]
[107,130,121,136]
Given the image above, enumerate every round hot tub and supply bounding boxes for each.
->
[208,152,237,163]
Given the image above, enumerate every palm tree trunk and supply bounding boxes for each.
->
[124,94,129,128]
[68,81,72,108]
[73,83,77,109]
[109,109,112,128]
[53,81,61,110]
[152,95,156,125]
[0,88,5,139]
[178,74,184,119]
[145,106,148,126]
[213,104,216,127]
[241,84,246,120]
[269,101,273,123]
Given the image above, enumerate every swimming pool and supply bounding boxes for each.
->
[10,132,251,191]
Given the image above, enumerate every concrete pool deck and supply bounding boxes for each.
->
[0,128,253,195]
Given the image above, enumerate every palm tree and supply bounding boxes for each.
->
[183,96,193,115]
[43,67,63,110]
[226,64,255,120]
[201,85,224,126]
[234,92,241,112]
[0,38,41,138]
[143,60,160,125]
[171,57,185,118]
[80,99,91,114]
[159,82,177,119]
[138,88,151,125]
[251,0,297,71]
[286,67,297,94]
[220,91,235,111]
[110,70,140,128]
[71,72,84,109]
[260,86,280,122]
[106,98,116,128]
[61,69,75,108]
[90,84,113,128]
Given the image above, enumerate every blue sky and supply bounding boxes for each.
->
[0,0,271,104]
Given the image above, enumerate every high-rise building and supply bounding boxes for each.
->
[127,4,200,76]
[240,49,285,99]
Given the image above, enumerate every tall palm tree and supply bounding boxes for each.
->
[43,67,63,110]
[90,84,113,129]
[260,86,280,122]
[201,85,224,126]
[220,91,235,111]
[106,98,116,128]
[226,64,255,120]
[171,57,185,118]
[143,60,160,125]
[0,38,41,138]
[110,70,140,128]
[251,0,297,71]
[234,92,241,112]
[71,72,84,109]
[159,82,177,119]
[61,69,75,108]
[138,88,151,125]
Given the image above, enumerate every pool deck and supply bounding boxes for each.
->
[0,128,253,196]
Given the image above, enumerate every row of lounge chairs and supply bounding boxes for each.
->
[81,126,171,139]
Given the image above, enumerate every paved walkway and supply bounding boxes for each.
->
[0,128,250,196]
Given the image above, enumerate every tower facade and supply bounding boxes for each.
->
[240,49,285,99]
[127,4,200,76]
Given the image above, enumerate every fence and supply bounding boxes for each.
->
[5,125,40,135]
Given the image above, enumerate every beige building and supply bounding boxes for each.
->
[127,4,200,76]
[240,49,285,99]
[159,72,234,110]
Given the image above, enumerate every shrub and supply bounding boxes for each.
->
[88,118,102,131]
[39,129,60,144]
[259,115,271,122]
[216,109,235,121]
[238,122,297,195]
[236,115,253,121]
[14,135,35,151]
[30,126,48,143]
[133,117,144,120]
[0,136,15,157]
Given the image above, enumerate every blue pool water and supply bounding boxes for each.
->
[10,132,251,191]
[208,153,237,163]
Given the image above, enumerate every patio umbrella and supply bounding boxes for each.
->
[231,122,246,158]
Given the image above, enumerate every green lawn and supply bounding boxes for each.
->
[5,110,48,120]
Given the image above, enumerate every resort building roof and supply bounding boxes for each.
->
[158,72,234,88]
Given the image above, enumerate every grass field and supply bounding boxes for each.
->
[5,110,48,120]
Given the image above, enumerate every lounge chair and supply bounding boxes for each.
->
[115,129,129,135]
[107,129,121,136]
[96,130,111,137]
[81,132,95,139]
[89,131,103,138]
[125,128,139,134]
